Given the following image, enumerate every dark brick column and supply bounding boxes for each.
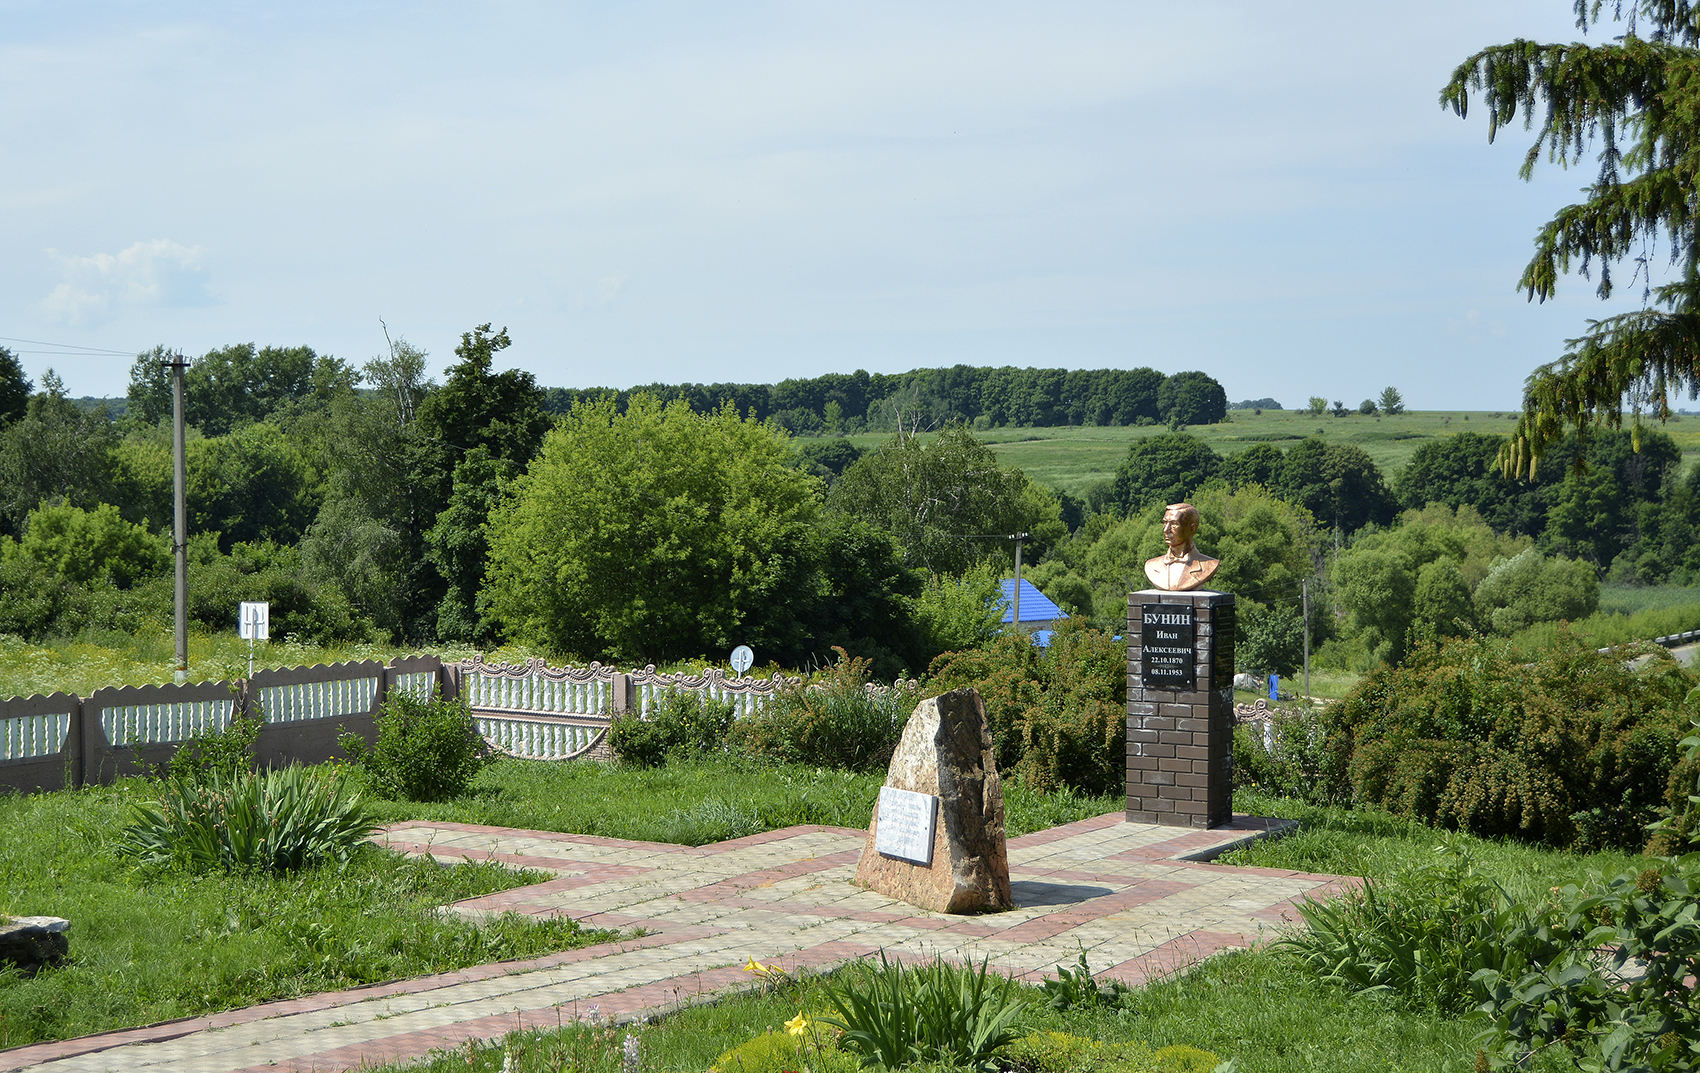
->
[1126,589,1235,828]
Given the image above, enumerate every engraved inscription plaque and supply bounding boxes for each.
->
[1140,603,1196,690]
[874,786,938,865]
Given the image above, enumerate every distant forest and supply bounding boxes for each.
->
[540,365,1230,433]
[78,363,1232,435]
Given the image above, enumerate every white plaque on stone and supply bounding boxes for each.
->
[875,786,938,866]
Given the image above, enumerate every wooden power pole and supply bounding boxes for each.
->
[166,350,190,684]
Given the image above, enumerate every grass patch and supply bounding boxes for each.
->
[1599,581,1700,617]
[1505,601,1700,657]
[360,754,1122,843]
[367,948,1476,1073]
[1223,788,1651,905]
[0,630,552,700]
[0,779,617,1048]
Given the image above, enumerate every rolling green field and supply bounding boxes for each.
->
[841,409,1700,495]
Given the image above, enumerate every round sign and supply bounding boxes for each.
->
[730,645,754,675]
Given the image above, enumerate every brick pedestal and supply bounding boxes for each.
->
[1126,589,1235,828]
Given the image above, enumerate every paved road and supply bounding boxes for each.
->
[1,814,1351,1073]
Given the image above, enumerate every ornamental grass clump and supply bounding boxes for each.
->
[116,764,376,874]
[1278,840,1534,1015]
[817,952,1027,1072]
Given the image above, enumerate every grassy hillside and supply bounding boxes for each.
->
[841,409,1700,495]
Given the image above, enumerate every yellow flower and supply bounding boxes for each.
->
[785,1013,810,1038]
[744,957,780,979]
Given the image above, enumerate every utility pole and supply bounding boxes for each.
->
[166,350,190,685]
[1010,532,1028,630]
[1302,576,1311,700]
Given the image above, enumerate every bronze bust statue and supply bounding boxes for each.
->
[1142,502,1220,591]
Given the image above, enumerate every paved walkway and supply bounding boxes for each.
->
[1,814,1353,1073]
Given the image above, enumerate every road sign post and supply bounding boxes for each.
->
[239,601,270,678]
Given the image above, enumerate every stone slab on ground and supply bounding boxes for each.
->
[0,813,1338,1073]
[0,917,68,976]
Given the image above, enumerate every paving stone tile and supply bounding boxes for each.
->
[1,813,1347,1073]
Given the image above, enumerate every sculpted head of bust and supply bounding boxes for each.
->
[1144,502,1219,591]
[1161,502,1201,557]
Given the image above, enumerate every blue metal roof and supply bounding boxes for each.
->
[998,579,1063,625]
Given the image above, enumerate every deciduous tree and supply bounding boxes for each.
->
[484,395,823,662]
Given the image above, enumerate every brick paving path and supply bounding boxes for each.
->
[1,814,1354,1073]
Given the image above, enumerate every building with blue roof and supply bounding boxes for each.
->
[998,578,1064,646]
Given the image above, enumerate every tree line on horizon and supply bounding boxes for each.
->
[1,332,1696,683]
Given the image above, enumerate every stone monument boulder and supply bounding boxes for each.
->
[0,916,69,975]
[853,689,1013,913]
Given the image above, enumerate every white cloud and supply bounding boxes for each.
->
[41,239,211,324]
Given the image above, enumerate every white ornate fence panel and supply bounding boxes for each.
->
[456,658,621,761]
[0,710,72,760]
[460,657,617,716]
[474,714,607,761]
[628,666,798,718]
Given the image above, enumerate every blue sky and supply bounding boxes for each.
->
[1,2,1666,409]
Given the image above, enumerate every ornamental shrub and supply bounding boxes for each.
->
[1325,629,1697,849]
[159,709,263,785]
[608,689,734,767]
[339,687,490,802]
[818,952,1028,1072]
[926,617,1126,795]
[728,647,920,772]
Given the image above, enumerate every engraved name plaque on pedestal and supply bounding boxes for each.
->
[874,786,938,865]
[1140,603,1196,691]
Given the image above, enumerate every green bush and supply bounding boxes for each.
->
[158,710,263,784]
[1324,630,1697,849]
[608,689,735,767]
[1003,1032,1221,1073]
[926,618,1126,795]
[715,1027,858,1073]
[115,765,376,873]
[1473,546,1599,634]
[1232,706,1340,804]
[729,648,920,772]
[340,687,490,801]
[818,952,1028,1072]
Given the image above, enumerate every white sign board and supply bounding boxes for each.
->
[730,645,754,675]
[874,786,938,866]
[239,601,270,641]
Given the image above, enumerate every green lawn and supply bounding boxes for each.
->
[838,408,1700,495]
[362,754,1122,844]
[0,778,617,1049]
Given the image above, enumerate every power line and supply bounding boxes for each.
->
[0,335,138,357]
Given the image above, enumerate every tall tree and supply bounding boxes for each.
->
[0,370,117,537]
[484,395,823,662]
[1111,433,1221,516]
[0,347,30,426]
[828,425,1062,576]
[410,323,552,637]
[1443,2,1700,472]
